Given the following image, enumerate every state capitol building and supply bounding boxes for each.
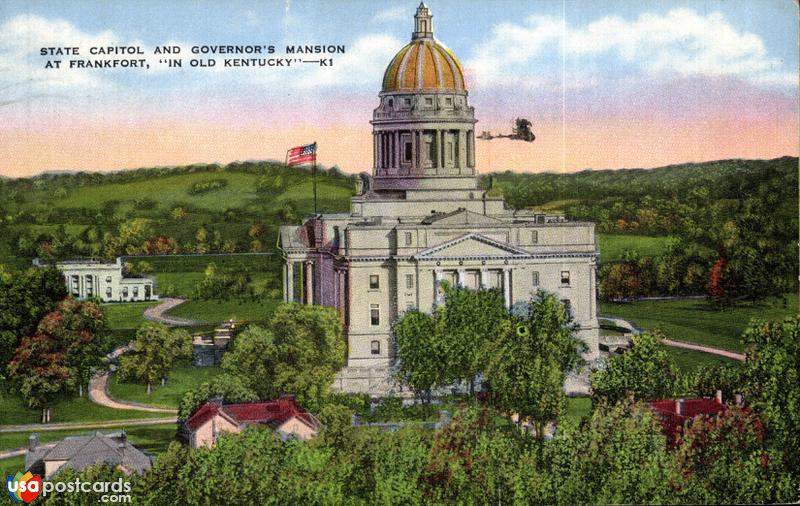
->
[279,4,600,394]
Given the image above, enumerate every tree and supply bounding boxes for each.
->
[393,310,441,399]
[484,292,585,438]
[420,404,524,504]
[591,330,681,405]
[118,323,192,394]
[221,304,346,410]
[675,407,796,504]
[7,333,73,422]
[393,285,507,396]
[0,266,67,372]
[547,399,680,505]
[35,298,108,397]
[437,284,508,393]
[741,315,800,476]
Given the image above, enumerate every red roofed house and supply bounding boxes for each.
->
[648,391,729,446]
[184,395,321,448]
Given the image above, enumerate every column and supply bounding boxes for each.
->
[456,269,466,287]
[373,133,378,170]
[467,130,474,168]
[435,130,442,169]
[286,262,295,302]
[338,270,347,319]
[304,261,314,305]
[394,131,400,169]
[434,270,443,306]
[410,130,417,172]
[479,268,488,289]
[502,269,511,308]
[79,274,85,299]
[458,130,467,173]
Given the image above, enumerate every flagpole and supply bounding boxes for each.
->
[312,142,318,215]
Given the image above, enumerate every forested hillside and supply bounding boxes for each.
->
[483,157,798,302]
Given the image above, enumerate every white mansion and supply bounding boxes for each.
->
[279,4,599,394]
[35,257,158,303]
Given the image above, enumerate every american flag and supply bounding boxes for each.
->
[286,142,316,165]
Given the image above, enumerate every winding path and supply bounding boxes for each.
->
[599,315,746,362]
[143,297,203,326]
[89,372,177,414]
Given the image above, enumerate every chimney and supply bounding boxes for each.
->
[28,433,39,451]
[715,390,723,404]
[278,394,295,412]
[675,399,685,416]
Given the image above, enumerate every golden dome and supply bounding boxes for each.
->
[382,39,466,92]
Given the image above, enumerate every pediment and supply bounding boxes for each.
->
[413,233,529,259]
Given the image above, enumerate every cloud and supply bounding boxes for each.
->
[465,8,796,92]
[0,14,189,100]
[371,6,409,24]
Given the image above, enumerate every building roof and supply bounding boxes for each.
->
[185,395,320,433]
[26,432,152,476]
[382,6,465,93]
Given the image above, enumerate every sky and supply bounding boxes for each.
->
[0,0,797,177]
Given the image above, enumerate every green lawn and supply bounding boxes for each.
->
[153,271,204,297]
[109,362,222,409]
[665,347,740,373]
[600,293,798,352]
[0,455,25,478]
[167,298,281,323]
[0,424,177,454]
[598,234,673,263]
[102,301,158,329]
[0,393,170,426]
[536,198,579,214]
[564,397,591,424]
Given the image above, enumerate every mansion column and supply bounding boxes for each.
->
[285,262,295,302]
[502,268,511,308]
[479,268,488,289]
[456,268,466,287]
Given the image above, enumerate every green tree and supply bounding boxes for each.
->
[393,285,507,397]
[438,284,508,393]
[741,315,800,476]
[221,304,346,410]
[548,399,680,505]
[485,292,585,439]
[118,322,192,394]
[393,310,441,399]
[591,330,680,405]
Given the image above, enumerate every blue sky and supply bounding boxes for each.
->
[0,1,797,175]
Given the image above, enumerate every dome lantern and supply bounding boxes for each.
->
[413,2,433,39]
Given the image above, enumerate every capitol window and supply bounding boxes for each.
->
[404,98,411,106]
[404,232,412,245]
[531,230,538,244]
[371,340,381,355]
[370,304,380,326]
[369,275,380,289]
[406,274,414,289]
[445,97,452,106]
[532,271,540,286]
[561,271,570,286]
[425,97,433,106]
